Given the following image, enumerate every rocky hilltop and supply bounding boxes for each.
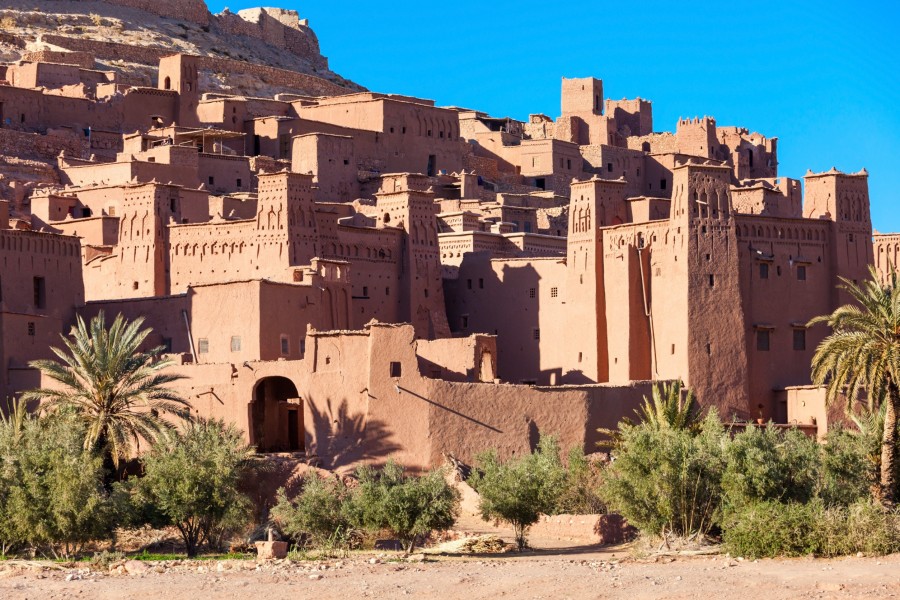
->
[0,0,363,96]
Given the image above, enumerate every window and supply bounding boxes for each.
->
[706,342,712,355]
[198,338,209,354]
[467,279,472,290]
[461,315,469,329]
[551,287,558,298]
[708,274,715,288]
[236,178,242,188]
[362,286,369,297]
[607,162,613,172]
[390,361,402,377]
[33,277,46,309]
[132,281,139,290]
[756,330,770,352]
[385,287,390,296]
[528,287,536,298]
[660,179,667,190]
[162,337,173,353]
[27,322,35,336]
[567,159,571,170]
[524,221,532,233]
[231,336,241,352]
[479,278,484,289]
[777,266,782,276]
[759,263,769,279]
[797,265,807,281]
[578,352,583,363]
[208,176,214,186]
[300,338,306,357]
[793,329,806,351]
[533,329,541,340]
[280,336,289,355]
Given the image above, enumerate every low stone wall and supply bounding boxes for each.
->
[22,50,95,69]
[0,128,88,161]
[529,514,636,546]
[41,35,353,96]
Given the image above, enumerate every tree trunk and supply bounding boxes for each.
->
[880,385,899,507]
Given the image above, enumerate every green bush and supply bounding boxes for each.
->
[599,412,726,538]
[0,408,115,557]
[554,447,606,515]
[271,473,355,552]
[722,499,900,558]
[820,428,874,506]
[721,426,820,508]
[470,437,568,550]
[137,419,253,557]
[345,461,460,553]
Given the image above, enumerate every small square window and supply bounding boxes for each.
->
[231,336,241,352]
[198,338,209,354]
[390,361,402,377]
[27,322,35,336]
[660,179,667,190]
[478,278,484,289]
[236,178,242,188]
[607,163,613,172]
[208,176,214,186]
[551,287,558,298]
[363,286,369,297]
[533,329,540,340]
[467,279,472,290]
[529,288,536,298]
[759,263,769,279]
[797,265,807,281]
[793,329,806,351]
[708,274,715,287]
[461,315,469,329]
[280,336,290,355]
[757,330,770,352]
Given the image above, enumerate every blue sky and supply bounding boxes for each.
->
[209,1,899,231]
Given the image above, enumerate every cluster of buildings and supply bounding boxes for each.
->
[0,26,889,468]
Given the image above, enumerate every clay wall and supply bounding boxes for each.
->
[579,145,646,200]
[605,98,652,137]
[874,233,900,282]
[21,50,95,69]
[0,227,83,396]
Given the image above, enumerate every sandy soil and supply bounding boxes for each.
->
[1,541,898,600]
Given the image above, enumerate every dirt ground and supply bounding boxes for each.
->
[2,535,899,600]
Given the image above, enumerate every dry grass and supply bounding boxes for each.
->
[0,15,16,31]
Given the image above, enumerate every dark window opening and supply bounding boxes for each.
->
[362,286,369,297]
[797,265,807,281]
[208,176,214,186]
[33,277,46,309]
[478,278,484,289]
[793,329,806,351]
[467,279,472,290]
[607,162,613,172]
[280,336,289,355]
[390,362,402,377]
[535,177,546,190]
[756,330,770,352]
[461,315,469,329]
[660,179,667,190]
[759,263,769,279]
[533,329,540,340]
[162,337,173,353]
[426,154,436,177]
[27,322,35,336]
[529,287,536,298]
[708,274,715,287]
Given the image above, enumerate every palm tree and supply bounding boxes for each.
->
[635,380,699,432]
[809,266,900,506]
[22,312,192,470]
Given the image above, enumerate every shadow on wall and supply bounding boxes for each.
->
[306,397,402,470]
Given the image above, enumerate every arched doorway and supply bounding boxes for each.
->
[250,377,304,453]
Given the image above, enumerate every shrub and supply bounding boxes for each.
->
[345,461,460,553]
[554,447,606,515]
[820,427,875,506]
[137,419,253,557]
[599,412,726,538]
[721,426,819,508]
[722,499,900,558]
[0,16,15,31]
[470,436,568,550]
[272,473,355,551]
[0,409,115,557]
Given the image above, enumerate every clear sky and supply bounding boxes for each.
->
[208,1,899,231]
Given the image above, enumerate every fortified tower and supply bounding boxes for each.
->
[376,174,450,340]
[564,177,627,383]
[657,162,750,415]
[158,54,200,128]
[804,168,874,304]
[256,171,318,269]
